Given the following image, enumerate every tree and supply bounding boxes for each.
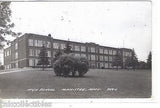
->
[147,51,152,69]
[0,2,21,49]
[112,51,123,70]
[54,46,62,59]
[37,44,50,70]
[125,49,138,70]
[125,56,132,69]
[131,49,138,70]
[138,61,147,69]
[64,39,72,54]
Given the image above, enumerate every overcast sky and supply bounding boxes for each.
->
[0,1,152,64]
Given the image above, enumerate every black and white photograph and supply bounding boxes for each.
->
[0,0,151,100]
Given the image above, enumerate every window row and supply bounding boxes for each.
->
[99,49,117,55]
[5,64,12,69]
[29,49,51,57]
[28,39,51,48]
[89,62,113,68]
[87,55,113,61]
[5,62,18,69]
[28,39,127,56]
[53,43,86,52]
[99,62,113,68]
[29,59,51,66]
[74,53,86,57]
[123,52,132,57]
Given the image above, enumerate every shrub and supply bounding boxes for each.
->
[53,53,89,77]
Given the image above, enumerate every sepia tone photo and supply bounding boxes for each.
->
[0,1,151,99]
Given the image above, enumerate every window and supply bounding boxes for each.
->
[91,55,95,60]
[46,41,51,48]
[15,62,18,68]
[48,59,51,66]
[113,50,117,55]
[90,63,96,68]
[81,46,86,52]
[34,40,38,46]
[87,47,91,52]
[109,50,112,55]
[125,52,131,57]
[35,59,38,66]
[47,51,51,57]
[105,63,108,68]
[42,41,46,46]
[15,43,18,50]
[29,59,34,66]
[104,56,108,61]
[100,56,103,61]
[5,50,11,57]
[15,52,18,59]
[104,49,108,54]
[91,47,95,53]
[96,55,99,61]
[38,40,43,47]
[99,48,103,54]
[5,50,9,56]
[109,63,112,68]
[129,52,132,57]
[88,55,91,60]
[100,63,104,68]
[9,64,11,69]
[75,45,80,51]
[60,43,66,49]
[28,39,34,46]
[53,51,56,58]
[53,43,59,49]
[81,54,86,57]
[29,49,34,56]
[35,49,40,56]
[75,53,80,57]
[69,44,73,50]
[5,64,11,69]
[109,56,112,61]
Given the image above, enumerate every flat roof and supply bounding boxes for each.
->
[8,33,132,51]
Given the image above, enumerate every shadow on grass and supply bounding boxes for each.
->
[52,74,96,79]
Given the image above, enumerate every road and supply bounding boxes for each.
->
[0,69,151,98]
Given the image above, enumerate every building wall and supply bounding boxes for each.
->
[4,33,133,69]
[4,47,12,69]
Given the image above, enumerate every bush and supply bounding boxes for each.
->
[0,65,4,70]
[53,53,89,77]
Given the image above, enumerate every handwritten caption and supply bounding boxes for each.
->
[27,88,118,92]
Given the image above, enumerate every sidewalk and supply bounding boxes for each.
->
[0,68,21,73]
[0,67,54,73]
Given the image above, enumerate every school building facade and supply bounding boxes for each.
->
[4,33,132,69]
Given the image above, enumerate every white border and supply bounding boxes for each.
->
[2,0,160,107]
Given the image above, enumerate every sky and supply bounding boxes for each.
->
[0,1,152,64]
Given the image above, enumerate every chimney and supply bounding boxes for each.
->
[48,34,51,37]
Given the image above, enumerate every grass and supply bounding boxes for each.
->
[0,69,151,98]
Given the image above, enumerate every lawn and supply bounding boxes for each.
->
[0,69,151,98]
